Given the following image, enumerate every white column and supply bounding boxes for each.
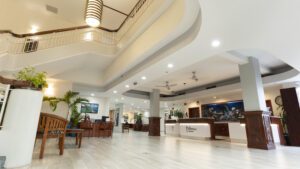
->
[102,97,110,117]
[113,103,124,133]
[239,57,267,111]
[0,89,43,168]
[150,89,160,117]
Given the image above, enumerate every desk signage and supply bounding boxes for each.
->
[186,126,197,133]
[180,124,211,138]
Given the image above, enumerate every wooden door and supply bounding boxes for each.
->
[188,107,200,118]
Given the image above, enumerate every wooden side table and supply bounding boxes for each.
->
[66,129,84,148]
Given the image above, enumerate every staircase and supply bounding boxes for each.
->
[0,156,5,169]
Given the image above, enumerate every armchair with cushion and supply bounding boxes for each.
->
[36,113,67,159]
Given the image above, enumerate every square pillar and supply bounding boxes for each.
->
[239,57,275,150]
[149,89,160,136]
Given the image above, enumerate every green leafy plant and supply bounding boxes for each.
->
[134,113,143,124]
[173,109,184,118]
[275,96,288,134]
[15,67,48,89]
[43,90,89,127]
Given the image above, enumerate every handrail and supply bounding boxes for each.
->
[0,26,113,38]
[0,0,147,39]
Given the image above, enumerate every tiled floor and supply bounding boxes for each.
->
[25,132,300,169]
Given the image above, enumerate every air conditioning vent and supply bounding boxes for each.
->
[23,39,39,53]
[46,5,58,14]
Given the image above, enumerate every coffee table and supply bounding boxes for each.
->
[66,129,84,148]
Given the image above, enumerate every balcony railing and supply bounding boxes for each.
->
[0,0,153,55]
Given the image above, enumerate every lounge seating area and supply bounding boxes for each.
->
[80,120,113,138]
[34,113,114,159]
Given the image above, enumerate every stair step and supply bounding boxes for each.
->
[0,156,5,169]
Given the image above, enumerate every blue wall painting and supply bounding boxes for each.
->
[201,100,244,121]
[81,103,99,114]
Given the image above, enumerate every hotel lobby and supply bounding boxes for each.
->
[1,0,300,168]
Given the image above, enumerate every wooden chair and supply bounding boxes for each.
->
[122,123,130,133]
[36,113,67,159]
[104,122,113,137]
[98,122,106,137]
[97,122,113,137]
[79,120,93,137]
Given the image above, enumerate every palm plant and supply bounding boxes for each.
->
[43,90,89,127]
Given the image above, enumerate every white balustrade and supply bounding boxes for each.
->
[0,0,153,55]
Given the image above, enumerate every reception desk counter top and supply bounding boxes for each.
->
[165,117,285,145]
[165,118,215,139]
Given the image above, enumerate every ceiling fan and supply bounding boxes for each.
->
[156,81,177,90]
[191,71,199,82]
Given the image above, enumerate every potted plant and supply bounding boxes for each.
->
[15,67,48,90]
[43,90,89,128]
[134,113,143,131]
[173,109,184,119]
[275,95,290,145]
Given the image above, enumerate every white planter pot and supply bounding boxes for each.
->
[0,89,43,168]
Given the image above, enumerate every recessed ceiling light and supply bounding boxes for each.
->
[141,76,147,80]
[125,85,130,88]
[121,97,124,100]
[211,40,221,48]
[213,96,217,99]
[113,90,118,94]
[91,93,95,97]
[167,63,174,68]
[30,25,39,34]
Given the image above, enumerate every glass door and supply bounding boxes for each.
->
[0,83,10,128]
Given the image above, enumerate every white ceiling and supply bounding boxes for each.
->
[1,0,300,108]
[136,53,287,94]
[0,0,139,33]
[35,53,114,87]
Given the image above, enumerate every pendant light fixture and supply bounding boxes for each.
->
[85,0,103,27]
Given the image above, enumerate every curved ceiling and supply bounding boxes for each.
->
[103,0,300,102]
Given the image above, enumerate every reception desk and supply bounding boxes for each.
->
[165,120,179,136]
[165,117,285,145]
[228,123,280,144]
[229,116,285,145]
[165,118,215,139]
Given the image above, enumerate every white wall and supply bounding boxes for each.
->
[264,85,282,116]
[41,79,110,119]
[41,79,73,118]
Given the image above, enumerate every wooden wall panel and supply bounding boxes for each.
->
[244,111,275,150]
[149,117,160,136]
[280,88,300,146]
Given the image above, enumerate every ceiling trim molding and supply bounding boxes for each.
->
[0,0,148,38]
[123,68,300,102]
